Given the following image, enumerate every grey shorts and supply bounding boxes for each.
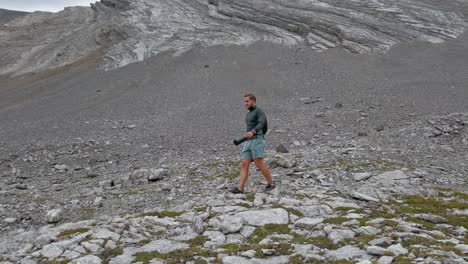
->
[240,136,265,159]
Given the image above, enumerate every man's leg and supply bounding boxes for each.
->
[239,158,252,191]
[253,158,273,185]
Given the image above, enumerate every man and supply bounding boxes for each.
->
[229,93,275,193]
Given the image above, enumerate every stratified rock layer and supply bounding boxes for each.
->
[0,0,466,75]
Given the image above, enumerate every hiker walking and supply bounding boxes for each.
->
[229,93,275,193]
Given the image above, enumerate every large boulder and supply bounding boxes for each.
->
[46,209,63,224]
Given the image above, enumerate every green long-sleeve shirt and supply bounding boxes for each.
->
[246,106,266,135]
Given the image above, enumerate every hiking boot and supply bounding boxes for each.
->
[228,187,244,194]
[263,184,276,192]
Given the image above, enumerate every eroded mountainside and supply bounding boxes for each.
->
[0,0,466,76]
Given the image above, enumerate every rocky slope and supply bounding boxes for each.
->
[0,9,29,24]
[1,111,467,263]
[1,0,467,76]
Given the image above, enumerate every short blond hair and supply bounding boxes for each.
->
[244,93,256,102]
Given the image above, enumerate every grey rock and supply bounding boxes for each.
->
[352,172,372,181]
[220,215,244,234]
[135,239,189,254]
[369,237,393,247]
[54,164,68,171]
[415,213,448,224]
[328,229,355,243]
[366,246,387,256]
[266,155,296,168]
[4,218,16,223]
[92,228,120,241]
[147,168,169,182]
[40,244,64,259]
[326,245,370,260]
[46,209,63,224]
[203,230,226,246]
[192,216,204,234]
[240,250,257,258]
[351,191,379,202]
[130,168,168,184]
[236,208,289,226]
[108,255,134,264]
[386,243,408,256]
[62,250,82,260]
[373,170,409,181]
[222,255,289,264]
[81,242,100,253]
[293,218,324,229]
[377,256,394,264]
[240,226,256,238]
[275,144,289,153]
[15,184,28,190]
[454,244,468,253]
[297,205,333,217]
[71,255,102,264]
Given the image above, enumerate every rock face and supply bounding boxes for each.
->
[1,0,466,76]
[0,9,29,24]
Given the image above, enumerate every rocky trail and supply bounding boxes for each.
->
[1,112,467,264]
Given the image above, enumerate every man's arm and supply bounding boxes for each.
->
[252,109,266,134]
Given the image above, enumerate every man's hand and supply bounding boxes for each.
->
[245,131,255,139]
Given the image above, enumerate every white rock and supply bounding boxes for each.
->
[40,244,64,259]
[62,250,82,260]
[386,243,408,256]
[148,168,169,182]
[296,205,333,217]
[225,234,244,244]
[71,255,102,264]
[46,209,63,224]
[236,208,289,226]
[351,191,379,202]
[356,226,380,236]
[222,255,289,264]
[81,242,100,253]
[240,250,257,258]
[240,226,256,238]
[366,246,387,256]
[374,170,409,181]
[352,172,371,181]
[455,244,468,253]
[220,215,244,234]
[326,245,370,260]
[135,239,189,254]
[109,254,134,264]
[369,237,393,247]
[4,218,16,223]
[203,231,226,246]
[378,256,394,264]
[144,216,178,227]
[328,229,355,243]
[415,213,448,224]
[92,228,120,241]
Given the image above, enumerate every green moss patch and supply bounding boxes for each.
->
[99,247,123,263]
[247,224,291,244]
[292,233,338,250]
[137,210,184,218]
[57,227,90,238]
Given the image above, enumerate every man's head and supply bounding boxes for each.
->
[244,93,256,109]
